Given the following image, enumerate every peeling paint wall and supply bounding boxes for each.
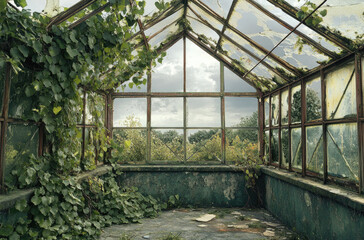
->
[117,170,259,207]
[262,172,364,240]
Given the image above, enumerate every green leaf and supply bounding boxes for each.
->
[31,195,41,205]
[42,35,52,44]
[320,9,327,17]
[124,140,131,148]
[15,199,27,212]
[25,86,35,97]
[18,45,29,57]
[0,0,6,12]
[66,46,78,58]
[0,224,14,237]
[33,40,42,53]
[53,106,62,115]
[49,46,60,57]
[10,47,22,59]
[14,0,27,7]
[70,31,77,43]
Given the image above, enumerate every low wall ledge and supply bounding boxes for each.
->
[261,166,364,212]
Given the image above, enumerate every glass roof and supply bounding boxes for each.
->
[19,0,364,93]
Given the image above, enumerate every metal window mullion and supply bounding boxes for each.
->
[355,53,363,193]
[301,79,307,177]
[288,85,292,171]
[321,67,328,184]
[0,63,11,192]
[278,90,282,168]
[183,36,187,163]
[259,93,264,161]
[269,95,272,164]
[220,62,225,164]
[81,90,87,170]
[147,71,151,163]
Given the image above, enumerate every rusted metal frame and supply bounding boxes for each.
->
[278,90,282,168]
[301,79,307,177]
[220,62,226,164]
[147,69,152,163]
[259,94,265,160]
[288,86,292,171]
[147,18,180,43]
[80,90,87,170]
[266,0,352,52]
[143,3,184,31]
[185,32,262,90]
[112,92,258,97]
[243,0,329,79]
[47,0,97,30]
[247,0,338,59]
[215,0,238,54]
[268,95,272,164]
[187,5,290,84]
[190,0,225,23]
[320,67,328,183]
[0,64,10,192]
[262,52,356,98]
[183,35,187,163]
[69,2,110,29]
[130,0,149,50]
[355,53,363,193]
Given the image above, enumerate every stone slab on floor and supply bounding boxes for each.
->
[100,208,303,240]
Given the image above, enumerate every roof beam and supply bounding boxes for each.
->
[247,0,338,59]
[143,2,184,31]
[266,0,353,52]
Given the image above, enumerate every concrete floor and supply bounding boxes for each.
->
[100,208,304,240]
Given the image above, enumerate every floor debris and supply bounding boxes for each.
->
[195,214,216,222]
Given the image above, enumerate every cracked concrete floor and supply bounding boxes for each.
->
[100,208,304,240]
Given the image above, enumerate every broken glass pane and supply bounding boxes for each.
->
[188,1,224,31]
[271,94,279,126]
[224,66,256,92]
[265,97,269,127]
[271,129,279,164]
[148,22,181,48]
[151,98,183,127]
[291,127,302,170]
[326,61,356,119]
[327,123,359,182]
[187,98,220,127]
[306,76,322,122]
[151,129,184,161]
[186,39,220,92]
[112,129,147,163]
[85,93,105,125]
[198,0,233,19]
[226,129,258,163]
[145,8,183,38]
[291,84,301,124]
[152,40,183,92]
[281,128,289,168]
[187,129,221,162]
[306,126,324,174]
[5,123,39,188]
[113,98,147,127]
[281,89,289,125]
[225,97,258,128]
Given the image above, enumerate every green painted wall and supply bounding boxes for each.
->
[117,168,259,207]
[262,172,364,240]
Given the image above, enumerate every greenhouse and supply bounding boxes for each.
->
[0,0,363,239]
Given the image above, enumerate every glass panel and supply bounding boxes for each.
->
[225,97,258,127]
[187,129,221,162]
[224,66,256,92]
[25,0,79,14]
[84,128,96,170]
[198,0,233,19]
[326,61,356,119]
[226,129,258,163]
[0,63,4,116]
[188,2,224,31]
[144,0,173,17]
[327,123,359,182]
[151,98,183,127]
[148,22,181,48]
[281,128,289,168]
[151,129,184,161]
[144,9,183,38]
[264,130,269,162]
[291,127,302,170]
[113,98,147,127]
[5,123,39,188]
[117,73,147,93]
[306,77,322,122]
[291,85,301,124]
[306,126,324,174]
[271,129,279,164]
[9,71,36,119]
[187,9,220,43]
[186,39,220,92]
[152,40,183,92]
[271,94,279,126]
[86,93,105,125]
[281,90,289,125]
[187,98,220,127]
[112,129,147,163]
[264,98,269,127]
